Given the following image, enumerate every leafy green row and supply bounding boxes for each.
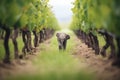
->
[0,0,59,31]
[70,0,120,36]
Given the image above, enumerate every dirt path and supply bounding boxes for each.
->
[0,29,120,80]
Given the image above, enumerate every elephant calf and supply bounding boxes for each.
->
[56,32,70,50]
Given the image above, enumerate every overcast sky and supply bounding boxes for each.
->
[49,0,74,23]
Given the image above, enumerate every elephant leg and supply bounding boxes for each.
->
[63,40,67,50]
[58,40,63,50]
[59,45,62,50]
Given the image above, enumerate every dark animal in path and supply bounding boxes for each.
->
[56,32,70,50]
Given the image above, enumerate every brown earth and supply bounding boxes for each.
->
[0,47,40,80]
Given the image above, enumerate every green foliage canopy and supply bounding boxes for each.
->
[71,0,120,36]
[0,0,59,31]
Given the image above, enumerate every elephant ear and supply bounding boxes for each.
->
[56,33,59,37]
[66,35,70,39]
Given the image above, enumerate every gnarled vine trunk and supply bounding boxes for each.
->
[11,28,19,59]
[27,31,33,51]
[0,30,4,39]
[22,30,31,56]
[116,37,120,58]
[3,27,11,63]
[98,30,116,58]
[39,30,44,43]
[86,33,92,48]
[89,32,99,55]
[33,31,39,47]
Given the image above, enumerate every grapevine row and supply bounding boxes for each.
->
[0,0,59,63]
[71,0,120,65]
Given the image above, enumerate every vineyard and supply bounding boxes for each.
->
[70,0,120,64]
[0,0,59,63]
[0,0,120,80]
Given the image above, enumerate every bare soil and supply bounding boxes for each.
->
[0,47,40,80]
